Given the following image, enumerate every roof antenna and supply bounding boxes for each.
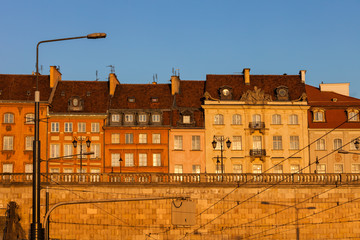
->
[107,65,115,74]
[172,67,175,76]
[152,74,158,84]
[40,65,43,74]
[176,69,180,77]
[96,70,99,81]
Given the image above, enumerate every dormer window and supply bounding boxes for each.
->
[183,115,191,124]
[124,114,134,123]
[312,108,325,122]
[68,96,83,111]
[128,97,135,103]
[276,86,289,101]
[138,114,147,123]
[219,86,233,100]
[347,108,360,122]
[112,114,120,123]
[152,114,161,123]
[61,91,65,97]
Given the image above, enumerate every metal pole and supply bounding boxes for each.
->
[296,208,300,240]
[45,187,49,240]
[80,139,83,180]
[220,137,224,181]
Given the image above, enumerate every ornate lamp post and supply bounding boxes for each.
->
[72,137,91,177]
[212,136,231,179]
[32,33,106,240]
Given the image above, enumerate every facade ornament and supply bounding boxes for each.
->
[294,92,307,102]
[240,86,272,104]
[203,91,220,102]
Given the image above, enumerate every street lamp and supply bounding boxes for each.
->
[261,201,316,240]
[32,33,106,240]
[72,137,91,177]
[212,136,231,176]
[338,138,360,155]
[119,157,123,173]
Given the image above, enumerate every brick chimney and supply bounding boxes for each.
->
[171,75,180,95]
[299,70,306,83]
[109,73,120,96]
[243,68,250,85]
[50,66,62,88]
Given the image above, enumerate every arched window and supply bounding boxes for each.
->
[272,114,281,125]
[214,114,224,125]
[333,138,342,150]
[4,113,14,123]
[232,114,242,125]
[347,108,359,122]
[289,114,298,125]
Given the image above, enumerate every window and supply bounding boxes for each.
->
[25,164,33,179]
[214,135,224,150]
[192,165,201,174]
[192,136,201,150]
[252,164,262,174]
[232,136,242,150]
[25,113,35,124]
[50,144,60,158]
[253,136,262,150]
[78,122,86,133]
[273,136,283,150]
[273,165,283,174]
[64,144,73,158]
[76,143,87,158]
[138,114,147,123]
[3,163,13,173]
[112,114,120,122]
[111,133,120,144]
[272,114,281,125]
[51,122,59,132]
[334,164,343,173]
[174,136,183,150]
[214,114,224,125]
[290,164,300,173]
[233,164,242,173]
[314,111,324,122]
[139,134,147,144]
[215,164,221,174]
[290,136,299,150]
[124,114,134,123]
[4,113,14,123]
[153,153,161,166]
[152,114,161,123]
[91,123,100,133]
[352,164,360,173]
[183,115,191,124]
[316,139,326,150]
[125,133,133,144]
[3,136,13,150]
[111,153,120,167]
[289,114,298,125]
[174,164,183,174]
[252,114,261,124]
[139,153,147,166]
[90,144,100,159]
[333,138,342,150]
[348,111,359,121]
[125,153,134,167]
[152,134,161,144]
[25,136,34,151]
[232,114,242,125]
[316,164,326,174]
[64,122,73,133]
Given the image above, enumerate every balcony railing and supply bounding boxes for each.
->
[249,122,265,134]
[250,149,266,156]
[0,173,360,185]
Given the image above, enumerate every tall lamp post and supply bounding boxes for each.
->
[212,136,231,175]
[261,201,316,240]
[32,33,106,240]
[72,137,91,177]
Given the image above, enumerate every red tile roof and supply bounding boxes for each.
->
[50,81,109,113]
[175,80,205,108]
[0,74,51,101]
[306,85,360,106]
[205,74,306,101]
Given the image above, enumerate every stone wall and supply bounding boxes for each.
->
[1,181,360,239]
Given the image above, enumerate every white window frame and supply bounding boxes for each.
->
[252,164,262,174]
[25,113,35,124]
[50,144,60,158]
[64,122,73,133]
[333,138,342,150]
[3,136,14,150]
[125,133,133,144]
[138,114,147,123]
[153,153,161,166]
[316,139,326,150]
[192,165,201,174]
[273,165,283,174]
[273,136,282,150]
[232,136,242,150]
[232,114,242,125]
[233,164,242,173]
[290,164,300,173]
[111,133,120,144]
[352,164,360,173]
[112,114,120,122]
[348,111,359,121]
[152,114,161,123]
[290,136,299,150]
[316,164,326,174]
[25,136,34,151]
[125,153,134,167]
[289,114,298,125]
[63,144,73,158]
[174,164,183,174]
[174,135,183,150]
[51,122,59,133]
[4,113,14,123]
[214,114,224,125]
[272,114,281,125]
[314,111,324,122]
[111,153,120,167]
[183,115,191,124]
[139,134,147,144]
[91,122,100,133]
[90,144,100,159]
[334,164,343,173]
[3,163,13,173]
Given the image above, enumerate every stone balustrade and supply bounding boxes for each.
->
[1,173,360,185]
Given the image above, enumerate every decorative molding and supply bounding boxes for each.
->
[240,86,272,104]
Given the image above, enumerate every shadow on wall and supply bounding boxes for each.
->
[2,202,26,240]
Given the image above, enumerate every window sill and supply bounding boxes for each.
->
[173,149,184,151]
[191,149,202,151]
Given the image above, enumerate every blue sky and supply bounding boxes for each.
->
[1,0,360,96]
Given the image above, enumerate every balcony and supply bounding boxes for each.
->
[249,122,265,134]
[250,149,266,161]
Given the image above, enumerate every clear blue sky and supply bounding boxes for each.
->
[1,0,360,97]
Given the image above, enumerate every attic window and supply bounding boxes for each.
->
[61,91,65,97]
[151,97,159,103]
[86,91,91,97]
[128,97,135,103]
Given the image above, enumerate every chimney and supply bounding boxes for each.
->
[171,75,180,95]
[109,73,120,96]
[50,66,62,88]
[299,70,306,83]
[243,68,250,85]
